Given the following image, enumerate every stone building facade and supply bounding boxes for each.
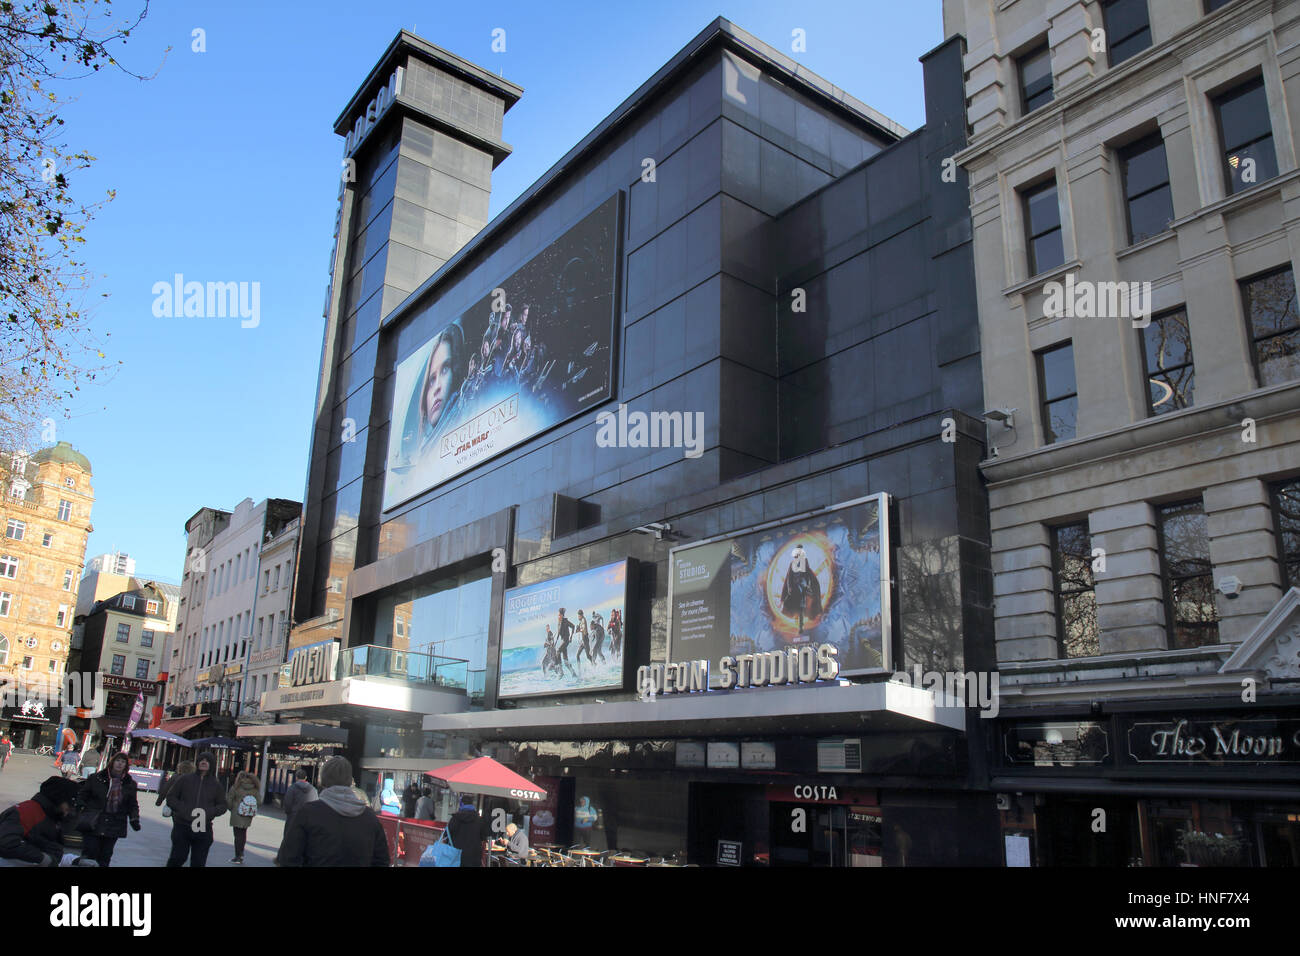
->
[947,0,1300,865]
[0,442,94,747]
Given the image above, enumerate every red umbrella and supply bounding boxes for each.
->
[424,756,547,801]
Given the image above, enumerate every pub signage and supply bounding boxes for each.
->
[637,644,840,697]
[1127,716,1300,764]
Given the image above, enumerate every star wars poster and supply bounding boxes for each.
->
[384,194,621,510]
[498,559,631,699]
[668,494,891,678]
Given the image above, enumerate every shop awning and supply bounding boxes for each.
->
[423,679,968,741]
[425,756,547,801]
[96,718,130,736]
[160,716,210,736]
[235,723,349,744]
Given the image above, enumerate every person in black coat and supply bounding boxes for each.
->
[0,776,79,865]
[277,756,389,867]
[447,798,489,867]
[75,752,141,866]
[164,750,227,868]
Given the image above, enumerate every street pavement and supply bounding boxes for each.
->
[0,752,290,867]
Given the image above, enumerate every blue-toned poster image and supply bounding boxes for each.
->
[498,559,630,699]
[669,495,891,677]
[384,194,620,510]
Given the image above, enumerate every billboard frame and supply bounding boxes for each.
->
[496,557,635,701]
[665,492,893,679]
[381,190,626,513]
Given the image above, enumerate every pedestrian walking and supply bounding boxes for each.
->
[226,770,261,864]
[447,797,489,867]
[164,751,227,868]
[280,768,318,840]
[277,756,389,867]
[0,733,12,771]
[156,759,195,814]
[0,777,79,866]
[74,752,141,867]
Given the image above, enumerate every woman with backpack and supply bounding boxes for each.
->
[226,770,261,864]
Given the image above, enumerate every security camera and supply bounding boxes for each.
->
[1218,576,1242,599]
[984,408,1017,429]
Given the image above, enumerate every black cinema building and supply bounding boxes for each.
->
[272,19,1000,866]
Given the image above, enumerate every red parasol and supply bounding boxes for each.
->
[424,756,547,801]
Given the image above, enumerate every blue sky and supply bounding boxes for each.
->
[52,0,943,582]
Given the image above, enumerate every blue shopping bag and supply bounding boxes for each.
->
[421,827,461,867]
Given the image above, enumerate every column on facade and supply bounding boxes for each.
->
[992,523,1058,661]
[1091,501,1167,654]
[1204,479,1286,644]
[1046,0,1098,94]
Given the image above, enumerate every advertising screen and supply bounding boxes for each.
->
[668,494,891,678]
[383,194,621,510]
[498,559,631,699]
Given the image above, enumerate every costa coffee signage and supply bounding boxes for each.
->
[766,784,878,805]
[1127,716,1300,764]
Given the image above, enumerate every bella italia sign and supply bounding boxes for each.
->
[638,644,840,697]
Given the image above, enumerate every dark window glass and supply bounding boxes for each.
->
[1019,45,1054,113]
[1023,181,1065,275]
[1118,134,1173,243]
[116,622,130,643]
[1272,477,1300,589]
[135,659,150,680]
[1140,309,1195,414]
[1157,500,1219,649]
[111,654,125,676]
[1038,342,1078,443]
[1241,267,1300,387]
[1053,523,1100,658]
[1103,0,1152,67]
[1204,0,1237,12]
[1215,77,1278,194]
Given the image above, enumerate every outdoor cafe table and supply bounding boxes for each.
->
[571,849,602,860]
[610,855,647,866]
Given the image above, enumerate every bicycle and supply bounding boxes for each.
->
[35,745,53,756]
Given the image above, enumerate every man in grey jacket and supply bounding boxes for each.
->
[281,768,318,834]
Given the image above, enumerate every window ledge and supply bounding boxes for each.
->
[999,643,1234,674]
[1114,227,1177,260]
[1167,167,1300,232]
[1003,258,1083,299]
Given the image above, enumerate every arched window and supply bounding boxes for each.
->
[0,634,7,665]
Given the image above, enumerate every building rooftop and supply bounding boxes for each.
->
[31,441,91,474]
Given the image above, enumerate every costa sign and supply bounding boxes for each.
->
[509,788,544,800]
[289,641,338,688]
[638,644,841,696]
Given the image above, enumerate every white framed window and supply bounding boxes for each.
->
[61,569,73,590]
[9,481,26,501]
[22,655,33,670]
[122,595,136,610]
[110,654,125,676]
[0,592,10,617]
[0,555,19,579]
[51,640,63,653]
[146,599,159,615]
[41,532,53,548]
[24,636,36,649]
[273,565,281,590]
[0,635,8,665]
[5,519,25,541]
[56,499,71,522]
[63,477,74,488]
[141,629,154,648]
[47,658,56,673]
[55,605,69,628]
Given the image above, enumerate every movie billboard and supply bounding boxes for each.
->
[668,494,891,679]
[383,194,621,510]
[498,559,631,699]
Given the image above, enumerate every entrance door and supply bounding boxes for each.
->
[769,803,883,866]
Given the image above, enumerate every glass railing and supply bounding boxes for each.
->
[338,644,468,691]
[467,668,486,705]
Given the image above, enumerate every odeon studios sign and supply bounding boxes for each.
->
[637,644,840,697]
